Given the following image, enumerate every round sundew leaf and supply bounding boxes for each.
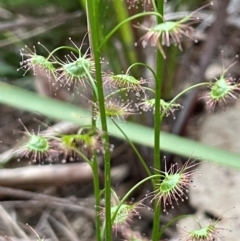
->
[188,225,216,240]
[61,134,77,148]
[81,135,92,146]
[147,99,155,105]
[111,204,130,224]
[64,57,92,77]
[31,55,55,71]
[160,173,181,193]
[113,74,139,84]
[27,135,49,151]
[210,76,232,99]
[106,108,124,117]
[103,100,134,120]
[151,21,178,32]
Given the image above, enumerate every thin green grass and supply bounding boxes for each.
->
[1,81,240,168]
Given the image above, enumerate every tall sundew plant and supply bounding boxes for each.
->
[85,0,236,240]
[13,0,237,240]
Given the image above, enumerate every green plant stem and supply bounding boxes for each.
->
[86,1,112,241]
[91,155,101,241]
[159,214,193,237]
[81,2,101,241]
[83,65,98,100]
[113,0,138,65]
[111,119,152,177]
[73,146,101,239]
[74,148,92,165]
[104,86,155,99]
[90,59,101,241]
[99,12,163,50]
[46,46,77,60]
[110,174,161,229]
[160,82,209,119]
[126,62,156,78]
[2,82,240,168]
[74,147,101,241]
[105,87,129,99]
[100,188,121,239]
[152,1,164,241]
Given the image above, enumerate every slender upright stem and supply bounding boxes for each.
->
[152,1,164,241]
[91,156,101,241]
[86,1,112,241]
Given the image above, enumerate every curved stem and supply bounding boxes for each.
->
[105,87,128,99]
[99,12,163,50]
[83,64,98,99]
[46,46,78,60]
[144,87,155,93]
[126,62,158,81]
[104,85,155,100]
[111,119,152,178]
[159,214,194,237]
[126,62,157,95]
[160,82,209,119]
[74,148,92,166]
[73,144,101,235]
[111,174,161,227]
[110,188,120,203]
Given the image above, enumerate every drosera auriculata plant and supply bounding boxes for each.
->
[12,0,237,240]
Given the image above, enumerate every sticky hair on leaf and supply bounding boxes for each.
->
[202,61,240,111]
[136,2,213,58]
[13,119,56,164]
[56,37,95,89]
[95,99,137,122]
[104,72,148,94]
[18,43,56,78]
[150,158,198,213]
